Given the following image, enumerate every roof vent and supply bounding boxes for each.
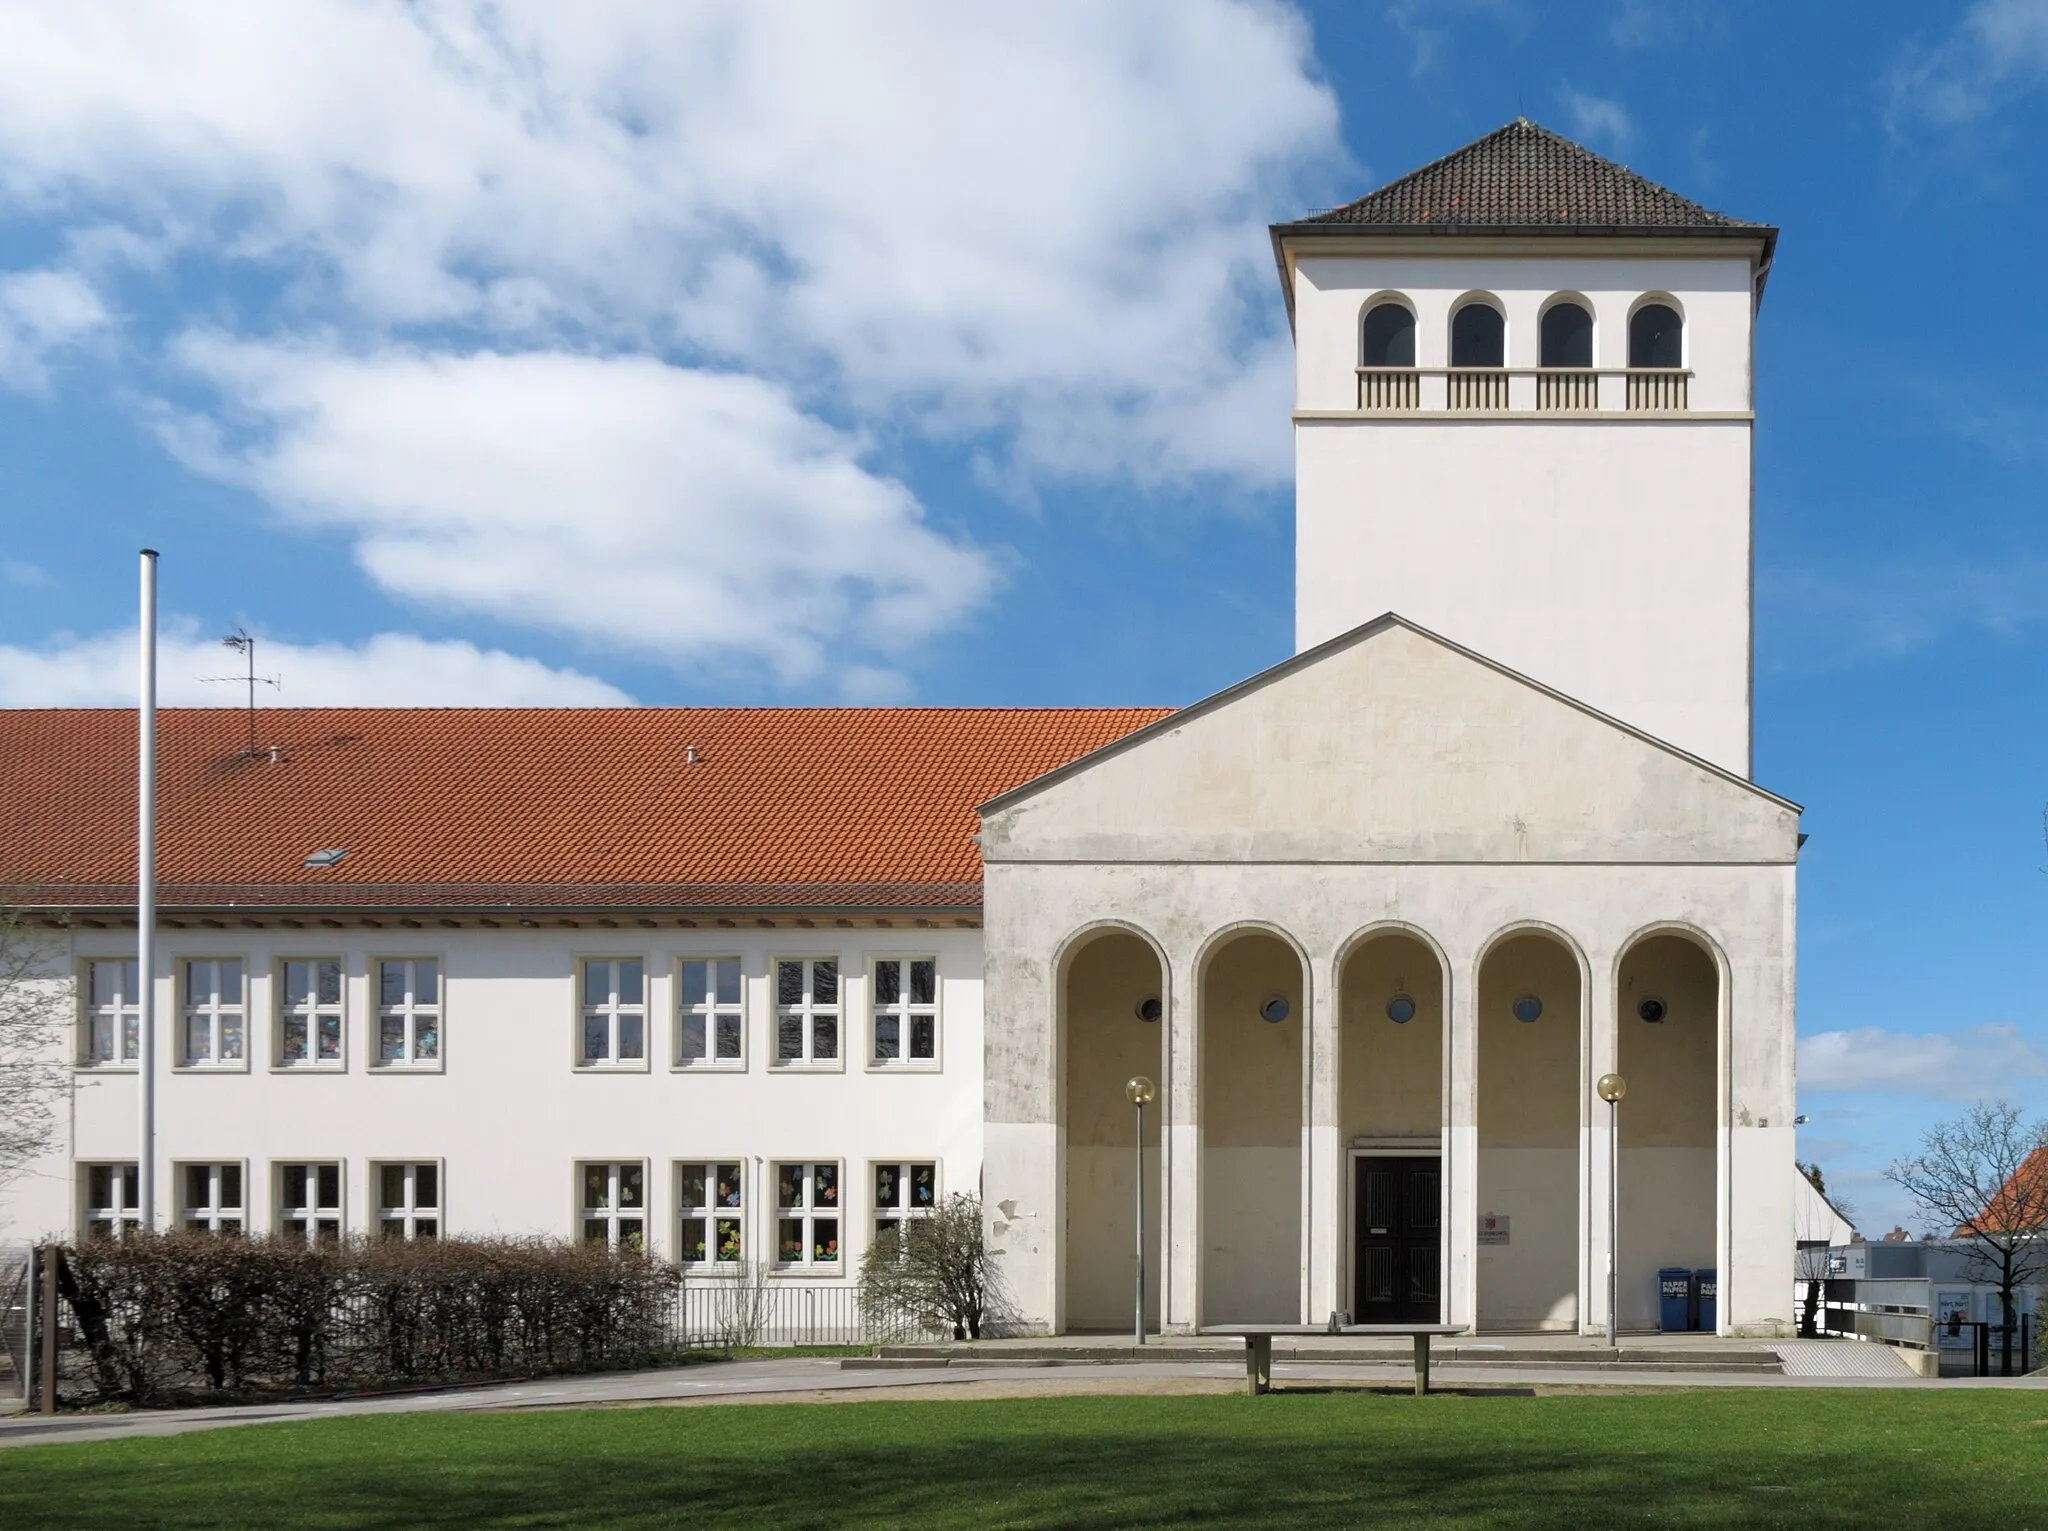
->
[684,745,700,765]
[304,848,348,869]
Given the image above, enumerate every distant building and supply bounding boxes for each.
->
[0,121,1799,1336]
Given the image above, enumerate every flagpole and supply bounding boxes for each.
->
[137,549,158,1230]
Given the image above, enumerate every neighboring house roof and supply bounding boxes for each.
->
[0,707,1168,917]
[1959,1145,2048,1237]
[1266,117,1777,326]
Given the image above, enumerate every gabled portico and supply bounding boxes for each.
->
[979,615,1800,1338]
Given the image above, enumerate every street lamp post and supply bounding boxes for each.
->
[1597,1072,1627,1348]
[1126,1075,1156,1346]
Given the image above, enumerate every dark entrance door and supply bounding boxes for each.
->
[1353,1156,1441,1323]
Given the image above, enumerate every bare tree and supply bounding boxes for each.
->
[1793,1161,1854,1338]
[0,902,70,1203]
[857,1192,1011,1342]
[1887,1101,2048,1375]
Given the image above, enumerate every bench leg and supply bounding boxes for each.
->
[1413,1333,1430,1398]
[1245,1335,1273,1396]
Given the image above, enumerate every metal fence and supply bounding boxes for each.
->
[1816,1276,1934,1350]
[675,1275,948,1349]
[0,1244,28,1399]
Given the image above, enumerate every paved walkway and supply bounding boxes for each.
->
[0,1343,2040,1451]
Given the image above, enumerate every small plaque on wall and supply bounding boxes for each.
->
[1478,1213,1510,1246]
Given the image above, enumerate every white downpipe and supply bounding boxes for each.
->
[137,549,158,1229]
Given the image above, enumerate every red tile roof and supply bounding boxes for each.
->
[1961,1145,2048,1238]
[0,707,1170,914]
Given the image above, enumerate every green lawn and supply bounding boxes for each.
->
[2,1389,2044,1529]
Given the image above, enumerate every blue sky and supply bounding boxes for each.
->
[1,2,2044,1233]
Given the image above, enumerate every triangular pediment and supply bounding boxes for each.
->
[979,616,1799,866]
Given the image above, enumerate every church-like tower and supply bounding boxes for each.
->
[1271,120,1776,777]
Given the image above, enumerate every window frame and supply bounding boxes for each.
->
[1627,296,1686,369]
[81,1162,141,1241]
[772,956,844,1071]
[177,1160,247,1234]
[675,1159,747,1267]
[867,955,940,1070]
[275,1160,345,1245]
[177,958,249,1071]
[373,956,444,1071]
[1358,296,1417,368]
[576,955,651,1071]
[274,956,346,1071]
[1448,295,1507,369]
[578,1160,649,1251]
[870,1161,939,1251]
[79,957,141,1069]
[674,955,746,1071]
[772,1159,843,1273]
[1537,295,1595,369]
[374,1160,442,1240]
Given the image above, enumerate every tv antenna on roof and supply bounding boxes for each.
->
[199,627,281,759]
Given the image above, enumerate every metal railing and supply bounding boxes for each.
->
[675,1277,950,1349]
[0,1246,27,1399]
[1818,1276,1933,1350]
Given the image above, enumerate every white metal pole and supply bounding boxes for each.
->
[1605,1098,1617,1348]
[137,549,158,1230]
[1133,1099,1145,1346]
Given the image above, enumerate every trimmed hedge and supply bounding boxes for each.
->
[57,1232,680,1405]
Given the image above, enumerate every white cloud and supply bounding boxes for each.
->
[159,337,996,684]
[1,560,54,588]
[1800,1022,2048,1101]
[0,2,1337,486]
[0,267,107,391]
[1890,0,2048,127]
[0,623,630,707]
[1560,87,1634,154]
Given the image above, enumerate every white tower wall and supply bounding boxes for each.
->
[1289,249,1761,775]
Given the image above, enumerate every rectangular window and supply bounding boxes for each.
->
[580,959,646,1065]
[181,959,245,1066]
[83,959,141,1065]
[277,1162,343,1244]
[377,959,441,1066]
[580,1161,645,1250]
[871,958,938,1064]
[83,1163,141,1241]
[278,959,343,1067]
[377,1162,440,1240]
[676,1161,745,1265]
[774,959,839,1066]
[873,1161,939,1246]
[180,1162,244,1233]
[774,1161,840,1268]
[678,958,743,1065]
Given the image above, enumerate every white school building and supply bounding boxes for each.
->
[1,120,1801,1337]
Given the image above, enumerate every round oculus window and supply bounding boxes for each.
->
[1259,996,1291,1024]
[1637,996,1668,1024]
[1512,994,1543,1024]
[1386,994,1417,1024]
[1135,995,1162,1023]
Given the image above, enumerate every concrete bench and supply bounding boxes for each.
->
[1198,1324,1468,1396]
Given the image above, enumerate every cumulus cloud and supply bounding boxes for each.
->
[0,267,108,391]
[1890,0,2048,127]
[0,624,630,707]
[1799,1022,2048,1101]
[0,2,1335,485]
[1560,87,1634,154]
[159,338,994,683]
[0,3,1343,688]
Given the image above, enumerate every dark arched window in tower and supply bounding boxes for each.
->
[1629,303,1683,368]
[1450,303,1505,367]
[1361,303,1416,367]
[1540,302,1593,368]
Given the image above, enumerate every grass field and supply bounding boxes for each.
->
[2,1388,2045,1529]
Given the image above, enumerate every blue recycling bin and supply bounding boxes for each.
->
[1694,1268,1718,1332]
[1658,1268,1692,1332]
